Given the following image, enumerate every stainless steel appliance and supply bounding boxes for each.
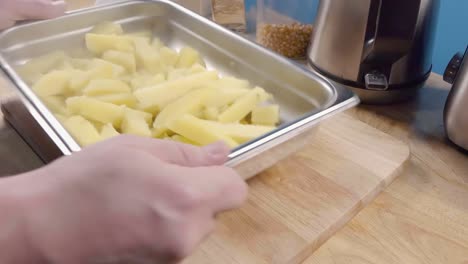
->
[444,46,468,151]
[307,0,440,104]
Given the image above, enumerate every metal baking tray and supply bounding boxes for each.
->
[0,0,359,180]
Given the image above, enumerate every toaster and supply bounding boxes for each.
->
[444,45,468,151]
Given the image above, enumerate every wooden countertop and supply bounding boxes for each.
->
[306,74,468,264]
[0,0,467,262]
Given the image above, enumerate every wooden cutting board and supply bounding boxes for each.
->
[182,112,410,264]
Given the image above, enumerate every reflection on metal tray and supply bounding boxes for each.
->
[0,0,359,180]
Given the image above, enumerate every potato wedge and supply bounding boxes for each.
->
[93,93,138,108]
[41,96,69,116]
[198,120,275,143]
[218,87,264,123]
[91,59,126,77]
[83,79,131,96]
[121,109,152,137]
[176,46,202,68]
[100,123,120,140]
[125,108,153,125]
[134,71,219,111]
[251,105,280,126]
[66,96,125,127]
[153,87,216,136]
[130,74,165,90]
[168,115,239,148]
[16,51,69,84]
[63,115,101,147]
[102,50,136,73]
[85,33,134,54]
[33,70,71,97]
[159,47,179,67]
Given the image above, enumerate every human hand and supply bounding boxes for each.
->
[0,135,247,264]
[0,0,66,30]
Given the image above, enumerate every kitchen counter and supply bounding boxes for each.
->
[0,0,467,262]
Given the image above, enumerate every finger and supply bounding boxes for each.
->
[166,164,248,213]
[14,0,66,20]
[0,16,16,31]
[113,135,231,167]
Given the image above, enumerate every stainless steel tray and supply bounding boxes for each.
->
[0,0,359,180]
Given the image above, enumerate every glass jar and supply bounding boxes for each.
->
[256,0,317,59]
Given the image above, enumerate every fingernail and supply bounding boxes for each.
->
[203,141,229,159]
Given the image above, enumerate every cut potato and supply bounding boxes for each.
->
[130,73,165,90]
[199,119,275,143]
[168,115,239,148]
[100,123,120,140]
[203,107,219,121]
[90,21,124,35]
[251,105,280,126]
[42,96,69,116]
[218,87,264,123]
[83,79,131,96]
[167,68,189,81]
[29,24,281,149]
[159,47,179,67]
[125,107,153,125]
[93,93,138,108]
[102,50,136,73]
[132,38,164,73]
[33,70,71,97]
[66,96,125,127]
[68,70,91,92]
[205,87,249,108]
[152,38,164,50]
[134,71,219,111]
[91,59,126,77]
[153,87,216,136]
[121,109,152,137]
[17,51,69,84]
[86,33,134,54]
[176,46,202,68]
[63,116,101,147]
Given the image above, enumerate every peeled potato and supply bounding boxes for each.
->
[66,96,125,127]
[33,70,71,97]
[102,50,136,73]
[63,115,101,147]
[83,79,131,96]
[92,93,138,108]
[176,46,202,68]
[251,105,280,126]
[153,87,216,136]
[29,22,281,149]
[100,123,120,140]
[218,87,264,123]
[134,71,219,112]
[168,114,239,148]
[85,33,134,54]
[121,109,152,137]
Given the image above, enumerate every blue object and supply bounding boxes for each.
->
[245,0,467,74]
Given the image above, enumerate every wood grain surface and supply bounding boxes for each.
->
[304,75,468,264]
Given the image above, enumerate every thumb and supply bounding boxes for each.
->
[114,135,231,167]
[15,0,66,20]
